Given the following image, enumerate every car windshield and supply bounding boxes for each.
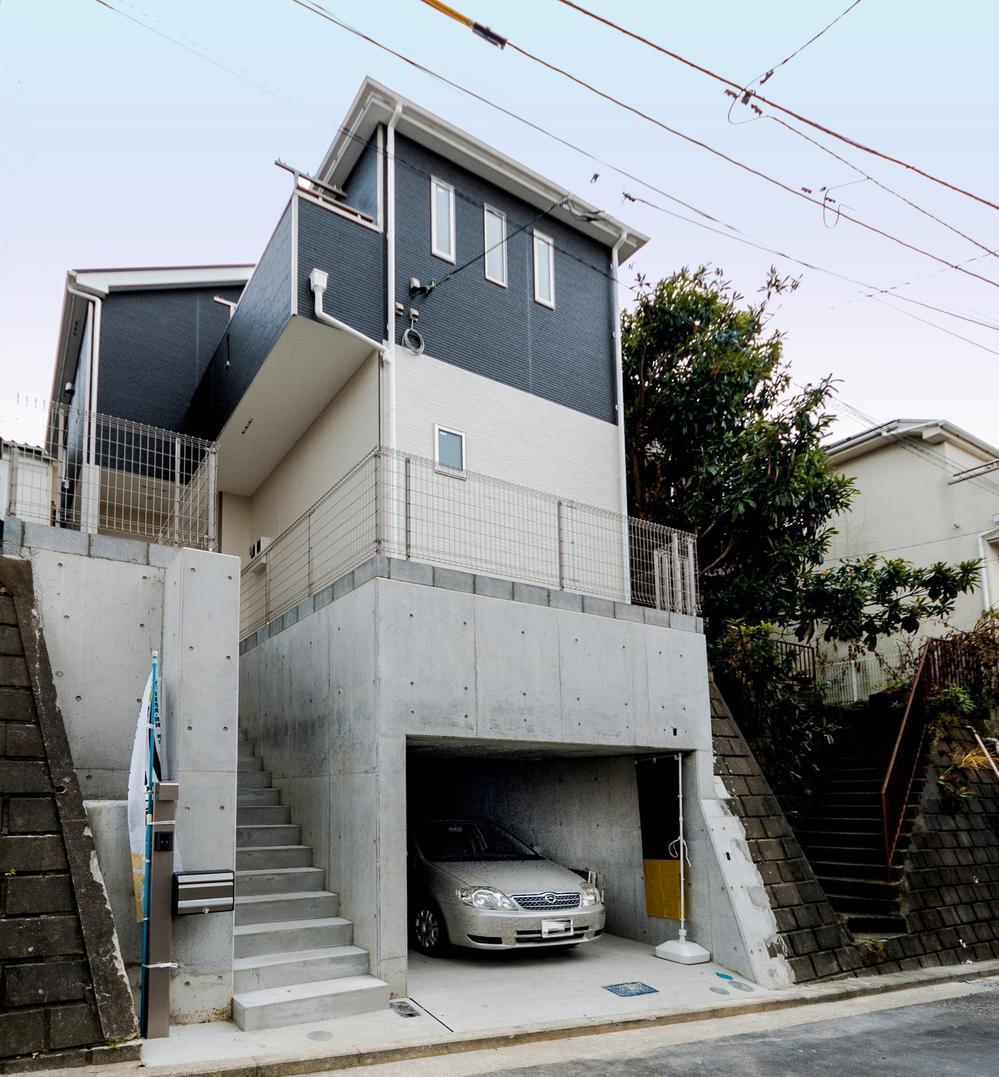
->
[415,821,540,862]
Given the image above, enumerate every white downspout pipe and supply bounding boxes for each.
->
[384,103,403,458]
[611,232,631,602]
[309,269,385,357]
[67,279,103,535]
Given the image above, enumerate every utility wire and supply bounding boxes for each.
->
[91,0,999,353]
[753,1,866,86]
[553,0,999,214]
[417,1,999,292]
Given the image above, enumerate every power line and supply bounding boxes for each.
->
[553,0,999,214]
[91,0,999,357]
[753,1,866,86]
[416,1,999,292]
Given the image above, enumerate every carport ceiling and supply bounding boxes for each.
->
[406,736,669,761]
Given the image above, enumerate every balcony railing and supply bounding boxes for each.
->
[240,448,699,639]
[2,400,217,552]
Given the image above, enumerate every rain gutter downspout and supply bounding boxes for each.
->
[66,277,104,534]
[384,102,403,457]
[979,531,994,611]
[611,231,631,601]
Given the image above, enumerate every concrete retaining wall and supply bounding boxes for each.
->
[16,525,240,1024]
[240,563,784,993]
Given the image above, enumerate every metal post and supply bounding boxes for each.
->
[306,512,313,594]
[404,455,412,560]
[556,499,565,592]
[5,444,18,518]
[142,780,178,1038]
[206,450,218,552]
[374,450,383,555]
[173,437,182,546]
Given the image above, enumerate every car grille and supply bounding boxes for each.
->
[511,891,581,911]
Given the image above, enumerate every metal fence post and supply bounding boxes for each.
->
[5,444,19,519]
[404,455,412,560]
[206,450,218,552]
[556,499,565,592]
[306,512,313,594]
[172,437,182,546]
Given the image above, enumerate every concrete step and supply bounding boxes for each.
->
[232,975,390,1031]
[237,788,281,806]
[238,770,273,790]
[234,916,354,959]
[237,823,301,848]
[236,867,326,896]
[238,756,263,772]
[236,845,313,870]
[235,890,339,926]
[237,805,292,826]
[232,945,369,993]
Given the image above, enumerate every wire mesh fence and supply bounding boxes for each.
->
[240,447,699,639]
[821,655,889,705]
[1,399,217,550]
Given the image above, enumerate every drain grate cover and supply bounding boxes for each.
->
[603,981,658,997]
[391,999,422,1018]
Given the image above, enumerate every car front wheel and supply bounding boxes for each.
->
[411,899,448,956]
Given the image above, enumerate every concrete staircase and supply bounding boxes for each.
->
[233,732,389,1030]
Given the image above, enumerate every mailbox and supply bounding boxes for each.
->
[172,870,235,916]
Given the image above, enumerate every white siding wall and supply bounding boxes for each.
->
[828,438,999,650]
[394,350,623,513]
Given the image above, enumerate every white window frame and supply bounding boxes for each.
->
[533,229,555,308]
[434,424,466,476]
[482,205,508,287]
[430,177,456,263]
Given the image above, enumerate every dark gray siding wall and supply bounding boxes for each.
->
[296,195,385,344]
[342,138,380,222]
[393,134,617,424]
[187,204,293,439]
[95,285,243,431]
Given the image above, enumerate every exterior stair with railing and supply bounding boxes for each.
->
[233,732,389,1030]
[794,713,925,937]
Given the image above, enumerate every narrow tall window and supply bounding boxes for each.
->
[435,425,465,473]
[483,206,507,287]
[533,230,555,308]
[431,177,455,262]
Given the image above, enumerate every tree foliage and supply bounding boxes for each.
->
[622,266,980,649]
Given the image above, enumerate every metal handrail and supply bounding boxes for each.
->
[880,643,932,879]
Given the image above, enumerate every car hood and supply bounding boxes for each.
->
[433,858,586,894]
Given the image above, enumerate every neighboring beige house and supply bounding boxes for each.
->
[821,419,999,699]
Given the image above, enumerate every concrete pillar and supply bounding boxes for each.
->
[161,547,240,1022]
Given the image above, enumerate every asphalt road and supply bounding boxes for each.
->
[319,981,999,1077]
[489,988,999,1076]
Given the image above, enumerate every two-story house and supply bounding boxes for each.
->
[36,79,793,1032]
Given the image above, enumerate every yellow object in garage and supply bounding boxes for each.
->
[642,858,683,920]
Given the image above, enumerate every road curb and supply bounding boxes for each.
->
[135,957,999,1077]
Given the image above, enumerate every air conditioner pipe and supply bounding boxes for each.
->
[309,268,385,358]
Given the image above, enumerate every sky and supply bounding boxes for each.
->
[1,0,997,449]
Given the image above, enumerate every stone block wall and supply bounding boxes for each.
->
[712,678,999,981]
[0,559,137,1070]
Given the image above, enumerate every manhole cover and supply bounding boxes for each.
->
[603,982,658,997]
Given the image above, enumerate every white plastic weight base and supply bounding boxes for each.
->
[655,938,711,964]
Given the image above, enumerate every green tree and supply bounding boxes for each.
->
[623,266,980,789]
[622,266,978,647]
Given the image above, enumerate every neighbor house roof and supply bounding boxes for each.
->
[316,77,650,262]
[826,419,999,467]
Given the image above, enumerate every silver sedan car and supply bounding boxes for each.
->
[408,819,605,954]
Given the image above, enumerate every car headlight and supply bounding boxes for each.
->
[580,884,601,907]
[456,886,517,911]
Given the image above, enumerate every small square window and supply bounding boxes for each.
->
[533,230,555,308]
[431,177,455,263]
[483,206,507,287]
[435,426,465,473]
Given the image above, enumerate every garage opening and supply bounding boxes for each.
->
[403,738,742,1032]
